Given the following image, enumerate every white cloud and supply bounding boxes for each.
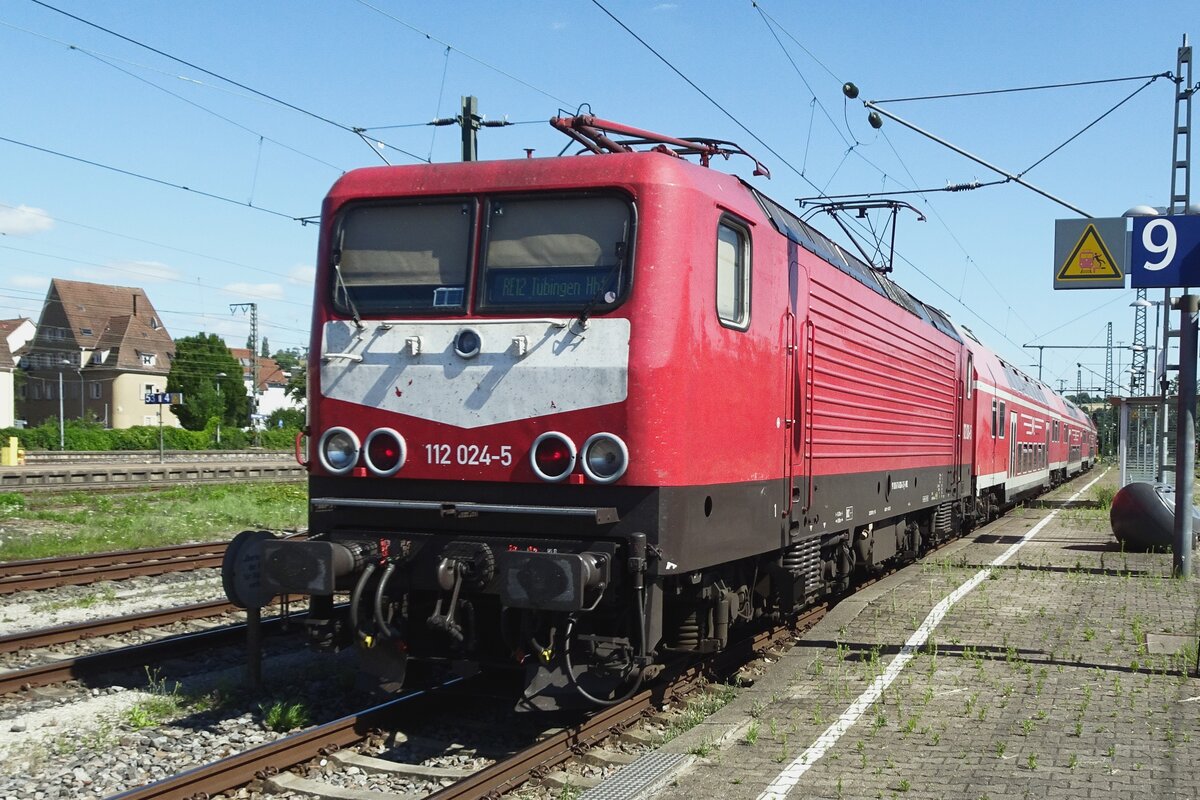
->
[10,275,48,290]
[104,260,181,282]
[225,282,285,300]
[0,205,53,236]
[653,3,678,10]
[288,265,316,285]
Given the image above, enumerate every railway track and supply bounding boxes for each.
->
[0,460,304,492]
[0,533,304,594]
[0,542,229,595]
[0,597,240,655]
[110,608,815,800]
[0,610,298,695]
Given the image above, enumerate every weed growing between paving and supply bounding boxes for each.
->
[0,483,306,559]
[660,681,740,744]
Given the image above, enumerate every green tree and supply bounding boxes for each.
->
[272,348,303,372]
[285,362,307,405]
[167,334,248,431]
[266,407,305,430]
[260,337,270,358]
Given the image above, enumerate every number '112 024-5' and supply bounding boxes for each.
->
[425,443,513,466]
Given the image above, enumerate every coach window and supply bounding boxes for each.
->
[716,217,751,330]
[965,355,974,399]
[998,401,1006,439]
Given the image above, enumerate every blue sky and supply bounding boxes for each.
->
[0,1,1194,392]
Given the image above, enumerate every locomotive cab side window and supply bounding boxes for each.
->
[717,217,751,330]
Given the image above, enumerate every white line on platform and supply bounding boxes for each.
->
[756,470,1109,800]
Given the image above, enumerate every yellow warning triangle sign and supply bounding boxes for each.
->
[1056,224,1122,281]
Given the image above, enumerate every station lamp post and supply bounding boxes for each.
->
[57,358,73,450]
[215,372,226,446]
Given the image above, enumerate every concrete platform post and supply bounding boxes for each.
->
[1172,294,1197,579]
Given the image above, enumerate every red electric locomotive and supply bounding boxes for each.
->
[223,116,1096,709]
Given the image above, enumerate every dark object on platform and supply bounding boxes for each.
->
[1110,482,1200,550]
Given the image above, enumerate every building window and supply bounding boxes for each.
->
[80,327,93,336]
[90,382,101,399]
[716,217,751,330]
[32,384,41,400]
[140,352,156,367]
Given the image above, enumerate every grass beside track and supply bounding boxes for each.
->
[0,483,306,561]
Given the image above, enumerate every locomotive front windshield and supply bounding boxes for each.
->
[333,201,474,313]
[331,194,632,315]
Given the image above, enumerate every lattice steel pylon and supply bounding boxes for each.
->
[230,302,259,438]
[1131,294,1147,395]
[1105,322,1113,397]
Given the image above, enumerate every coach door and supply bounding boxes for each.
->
[1010,412,1019,475]
[956,353,972,493]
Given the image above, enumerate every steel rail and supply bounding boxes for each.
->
[109,684,457,800]
[0,542,229,578]
[0,611,296,696]
[0,546,226,595]
[0,598,239,654]
[0,462,305,492]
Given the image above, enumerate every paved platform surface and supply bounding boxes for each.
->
[593,468,1200,800]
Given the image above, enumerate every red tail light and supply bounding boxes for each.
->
[364,429,406,477]
[531,432,576,482]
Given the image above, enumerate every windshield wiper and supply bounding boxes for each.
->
[332,252,366,333]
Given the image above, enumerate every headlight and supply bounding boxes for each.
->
[364,428,406,476]
[318,427,360,475]
[581,433,629,483]
[531,432,576,482]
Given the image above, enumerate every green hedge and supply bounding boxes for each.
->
[0,418,299,452]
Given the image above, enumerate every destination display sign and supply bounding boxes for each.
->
[484,267,616,307]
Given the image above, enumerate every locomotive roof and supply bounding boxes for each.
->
[745,184,962,345]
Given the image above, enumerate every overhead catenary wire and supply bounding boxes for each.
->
[0,21,347,174]
[26,0,425,165]
[749,4,1040,348]
[0,134,307,222]
[0,242,311,311]
[0,201,315,283]
[349,0,576,109]
[874,72,1173,104]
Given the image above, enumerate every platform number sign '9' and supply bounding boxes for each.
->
[1130,216,1200,288]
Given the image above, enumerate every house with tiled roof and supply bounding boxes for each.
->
[0,318,35,429]
[19,279,179,429]
[228,347,300,426]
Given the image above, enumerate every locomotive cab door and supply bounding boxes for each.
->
[785,242,810,522]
